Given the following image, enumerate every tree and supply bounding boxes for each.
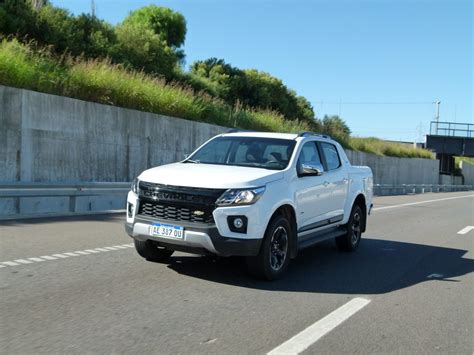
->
[0,0,39,37]
[190,58,247,104]
[114,22,177,77]
[122,5,186,49]
[321,115,351,144]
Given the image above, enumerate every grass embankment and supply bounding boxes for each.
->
[349,137,434,159]
[0,39,434,159]
[0,39,307,132]
[455,156,474,169]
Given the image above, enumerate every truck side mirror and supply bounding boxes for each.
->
[298,162,324,177]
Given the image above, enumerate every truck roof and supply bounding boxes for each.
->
[222,131,299,140]
[221,131,334,142]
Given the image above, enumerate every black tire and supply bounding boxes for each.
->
[336,204,364,252]
[246,215,292,280]
[134,239,174,262]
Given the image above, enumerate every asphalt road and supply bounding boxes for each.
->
[1,192,473,354]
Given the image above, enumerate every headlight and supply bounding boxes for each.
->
[131,178,140,194]
[216,187,265,206]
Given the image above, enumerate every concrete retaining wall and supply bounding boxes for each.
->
[0,85,466,217]
[460,161,474,185]
[0,85,227,183]
[345,150,439,185]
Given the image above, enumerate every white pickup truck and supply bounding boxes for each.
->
[125,131,373,280]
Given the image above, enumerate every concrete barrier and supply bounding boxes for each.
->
[460,161,474,185]
[345,150,439,185]
[0,85,227,183]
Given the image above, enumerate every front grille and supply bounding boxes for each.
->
[139,201,214,223]
[137,181,226,224]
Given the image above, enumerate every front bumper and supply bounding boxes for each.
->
[125,216,262,257]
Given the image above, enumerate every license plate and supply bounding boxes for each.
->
[149,223,184,240]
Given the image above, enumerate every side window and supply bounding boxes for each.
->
[298,142,322,165]
[321,143,341,170]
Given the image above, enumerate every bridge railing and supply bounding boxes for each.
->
[430,121,474,138]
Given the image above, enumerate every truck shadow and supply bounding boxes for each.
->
[165,237,474,295]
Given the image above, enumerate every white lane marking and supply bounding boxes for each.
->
[63,252,80,257]
[0,243,134,269]
[2,261,20,266]
[40,256,58,260]
[457,226,474,235]
[52,254,70,259]
[374,194,474,212]
[104,246,119,251]
[427,273,444,279]
[14,259,34,264]
[268,297,371,355]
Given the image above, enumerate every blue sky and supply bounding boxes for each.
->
[52,0,472,142]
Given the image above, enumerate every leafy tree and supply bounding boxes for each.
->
[122,5,186,61]
[114,22,177,77]
[321,115,351,144]
[295,96,315,122]
[190,58,247,103]
[0,0,39,37]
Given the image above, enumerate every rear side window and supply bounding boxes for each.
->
[320,143,341,170]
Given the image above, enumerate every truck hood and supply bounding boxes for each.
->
[138,163,284,189]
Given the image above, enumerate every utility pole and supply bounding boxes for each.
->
[434,100,441,133]
[91,0,96,17]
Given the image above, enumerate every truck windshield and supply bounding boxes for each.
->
[185,136,296,170]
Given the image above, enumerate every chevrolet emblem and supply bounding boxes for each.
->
[193,210,205,216]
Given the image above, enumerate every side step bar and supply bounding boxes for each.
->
[297,226,347,250]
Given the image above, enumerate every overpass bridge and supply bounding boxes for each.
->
[426,121,474,174]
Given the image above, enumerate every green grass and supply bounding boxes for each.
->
[455,156,474,169]
[0,38,435,159]
[349,137,434,159]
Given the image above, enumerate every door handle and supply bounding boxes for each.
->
[343,178,349,183]
[323,181,330,187]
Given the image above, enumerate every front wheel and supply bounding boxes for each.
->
[246,215,291,280]
[134,239,174,262]
[336,204,363,252]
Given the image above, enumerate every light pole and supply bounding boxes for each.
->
[434,100,441,134]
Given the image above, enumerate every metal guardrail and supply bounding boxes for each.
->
[1,183,472,220]
[374,184,473,196]
[0,182,130,198]
[0,183,130,219]
[1,182,472,199]
[430,121,474,138]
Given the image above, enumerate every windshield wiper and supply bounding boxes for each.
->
[184,159,200,164]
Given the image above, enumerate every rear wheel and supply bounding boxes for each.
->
[246,215,291,280]
[134,239,174,262]
[336,204,363,252]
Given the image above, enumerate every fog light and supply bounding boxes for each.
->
[227,215,248,233]
[233,217,244,229]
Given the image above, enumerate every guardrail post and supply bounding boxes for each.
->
[69,195,76,213]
